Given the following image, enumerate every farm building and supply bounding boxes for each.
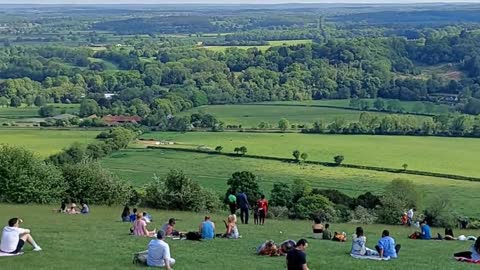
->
[101,115,142,125]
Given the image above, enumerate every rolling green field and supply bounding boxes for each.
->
[102,149,480,217]
[1,204,479,270]
[181,104,427,128]
[138,132,480,178]
[256,99,452,114]
[203,39,312,52]
[0,129,99,157]
[0,104,80,123]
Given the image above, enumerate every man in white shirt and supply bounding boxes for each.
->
[0,218,42,254]
[407,209,415,226]
[137,230,174,269]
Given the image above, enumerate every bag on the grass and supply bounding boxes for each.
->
[186,231,202,241]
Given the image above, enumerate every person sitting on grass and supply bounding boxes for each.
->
[143,212,153,223]
[223,214,240,239]
[130,208,138,222]
[199,216,215,240]
[312,217,324,239]
[351,227,377,256]
[136,230,175,269]
[322,223,332,240]
[67,203,79,214]
[376,230,400,259]
[80,201,89,214]
[121,206,130,222]
[454,237,480,260]
[132,213,156,237]
[0,218,42,254]
[161,218,179,237]
[420,220,432,240]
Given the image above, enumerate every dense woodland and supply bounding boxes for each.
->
[1,4,480,130]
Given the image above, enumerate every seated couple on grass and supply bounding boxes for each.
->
[351,228,400,259]
[134,230,175,269]
[0,218,42,255]
[256,239,296,256]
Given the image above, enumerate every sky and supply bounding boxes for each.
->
[0,0,480,4]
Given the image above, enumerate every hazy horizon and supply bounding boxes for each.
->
[1,0,480,5]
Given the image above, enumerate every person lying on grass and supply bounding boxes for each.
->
[257,240,279,256]
[136,230,175,269]
[454,237,480,260]
[0,218,42,254]
[132,213,156,237]
[351,227,378,256]
[376,230,400,259]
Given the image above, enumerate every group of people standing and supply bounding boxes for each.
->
[227,192,269,225]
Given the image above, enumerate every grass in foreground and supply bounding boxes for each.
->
[0,129,99,157]
[139,132,480,178]
[102,149,480,217]
[0,204,478,270]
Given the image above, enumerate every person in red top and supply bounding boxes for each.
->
[257,195,269,225]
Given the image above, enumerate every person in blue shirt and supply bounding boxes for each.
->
[130,208,138,222]
[236,192,250,224]
[375,230,401,258]
[199,216,215,240]
[420,220,432,240]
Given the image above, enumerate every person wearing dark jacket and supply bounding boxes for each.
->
[236,192,250,224]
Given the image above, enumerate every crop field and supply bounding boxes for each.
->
[0,104,80,123]
[0,128,99,157]
[1,204,479,270]
[102,148,480,217]
[203,39,312,52]
[180,104,427,128]
[138,132,480,178]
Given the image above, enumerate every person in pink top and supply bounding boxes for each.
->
[132,213,155,237]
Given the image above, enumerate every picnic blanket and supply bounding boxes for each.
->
[455,257,480,264]
[350,254,390,261]
[0,252,23,257]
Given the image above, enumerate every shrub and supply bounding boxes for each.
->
[292,194,335,220]
[355,192,382,209]
[349,206,378,224]
[377,194,405,225]
[48,143,88,166]
[267,206,289,219]
[143,170,221,212]
[61,162,132,205]
[0,145,66,204]
[384,179,421,210]
[312,189,354,207]
[334,155,344,165]
[225,171,262,206]
[423,195,456,228]
[270,183,293,208]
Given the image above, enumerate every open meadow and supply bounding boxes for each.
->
[0,204,478,270]
[138,132,480,178]
[0,128,99,157]
[102,148,480,217]
[203,39,312,52]
[180,104,425,128]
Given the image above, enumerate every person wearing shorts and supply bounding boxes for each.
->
[257,195,269,225]
[0,218,42,254]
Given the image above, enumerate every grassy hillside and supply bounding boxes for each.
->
[0,128,99,157]
[0,104,80,123]
[180,104,427,128]
[102,149,480,217]
[1,204,477,270]
[138,132,480,178]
